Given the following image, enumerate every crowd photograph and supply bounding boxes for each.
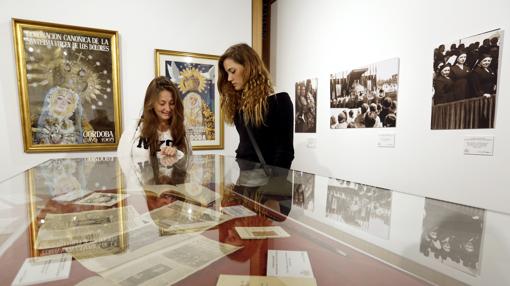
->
[431,29,501,129]
[330,58,399,129]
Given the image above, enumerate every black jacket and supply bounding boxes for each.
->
[234,92,295,169]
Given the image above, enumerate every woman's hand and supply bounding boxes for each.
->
[160,155,178,167]
[160,146,177,157]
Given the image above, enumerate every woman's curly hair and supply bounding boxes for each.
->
[218,43,274,127]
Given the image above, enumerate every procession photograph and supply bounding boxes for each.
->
[330,58,399,129]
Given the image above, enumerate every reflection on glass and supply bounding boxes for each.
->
[147,201,229,236]
[188,155,218,190]
[218,215,271,276]
[326,179,392,239]
[26,157,125,257]
[35,206,140,252]
[292,171,315,211]
[229,159,293,218]
[138,155,220,211]
[30,157,119,199]
[420,198,485,276]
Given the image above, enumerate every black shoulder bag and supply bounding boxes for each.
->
[244,119,272,177]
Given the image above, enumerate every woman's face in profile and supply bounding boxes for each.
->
[223,58,246,91]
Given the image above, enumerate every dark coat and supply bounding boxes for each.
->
[450,64,470,101]
[433,75,454,104]
[469,66,496,98]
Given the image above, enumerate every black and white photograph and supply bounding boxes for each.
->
[325,179,392,239]
[419,198,485,276]
[330,58,399,129]
[295,78,317,133]
[431,29,502,129]
[292,171,315,211]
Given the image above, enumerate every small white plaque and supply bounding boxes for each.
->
[12,253,72,285]
[306,138,316,149]
[267,250,314,278]
[377,134,395,148]
[464,136,494,156]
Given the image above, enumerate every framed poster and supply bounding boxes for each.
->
[12,19,122,152]
[155,49,223,150]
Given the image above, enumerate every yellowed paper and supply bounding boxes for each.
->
[216,275,317,286]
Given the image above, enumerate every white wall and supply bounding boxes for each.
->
[0,0,249,181]
[262,0,510,213]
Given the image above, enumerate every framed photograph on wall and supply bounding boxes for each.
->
[295,78,317,133]
[12,19,122,152]
[330,58,400,129]
[431,29,503,129]
[155,49,223,150]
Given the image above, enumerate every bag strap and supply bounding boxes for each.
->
[244,117,271,176]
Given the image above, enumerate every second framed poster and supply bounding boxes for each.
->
[155,49,223,150]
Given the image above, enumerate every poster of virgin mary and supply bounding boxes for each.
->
[13,19,122,152]
[156,49,223,150]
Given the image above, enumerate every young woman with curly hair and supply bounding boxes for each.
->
[119,76,191,163]
[218,43,294,169]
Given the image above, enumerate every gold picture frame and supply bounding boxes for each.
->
[12,18,122,152]
[26,157,126,257]
[155,49,223,150]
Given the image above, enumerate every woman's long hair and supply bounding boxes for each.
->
[218,43,274,127]
[141,76,187,155]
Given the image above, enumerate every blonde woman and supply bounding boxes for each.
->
[218,43,294,169]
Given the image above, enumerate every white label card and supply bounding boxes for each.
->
[377,133,396,148]
[306,138,317,149]
[267,250,314,278]
[464,136,494,156]
[12,253,72,286]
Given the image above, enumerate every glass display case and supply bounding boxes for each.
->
[0,154,508,285]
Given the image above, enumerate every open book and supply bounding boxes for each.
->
[143,182,219,206]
